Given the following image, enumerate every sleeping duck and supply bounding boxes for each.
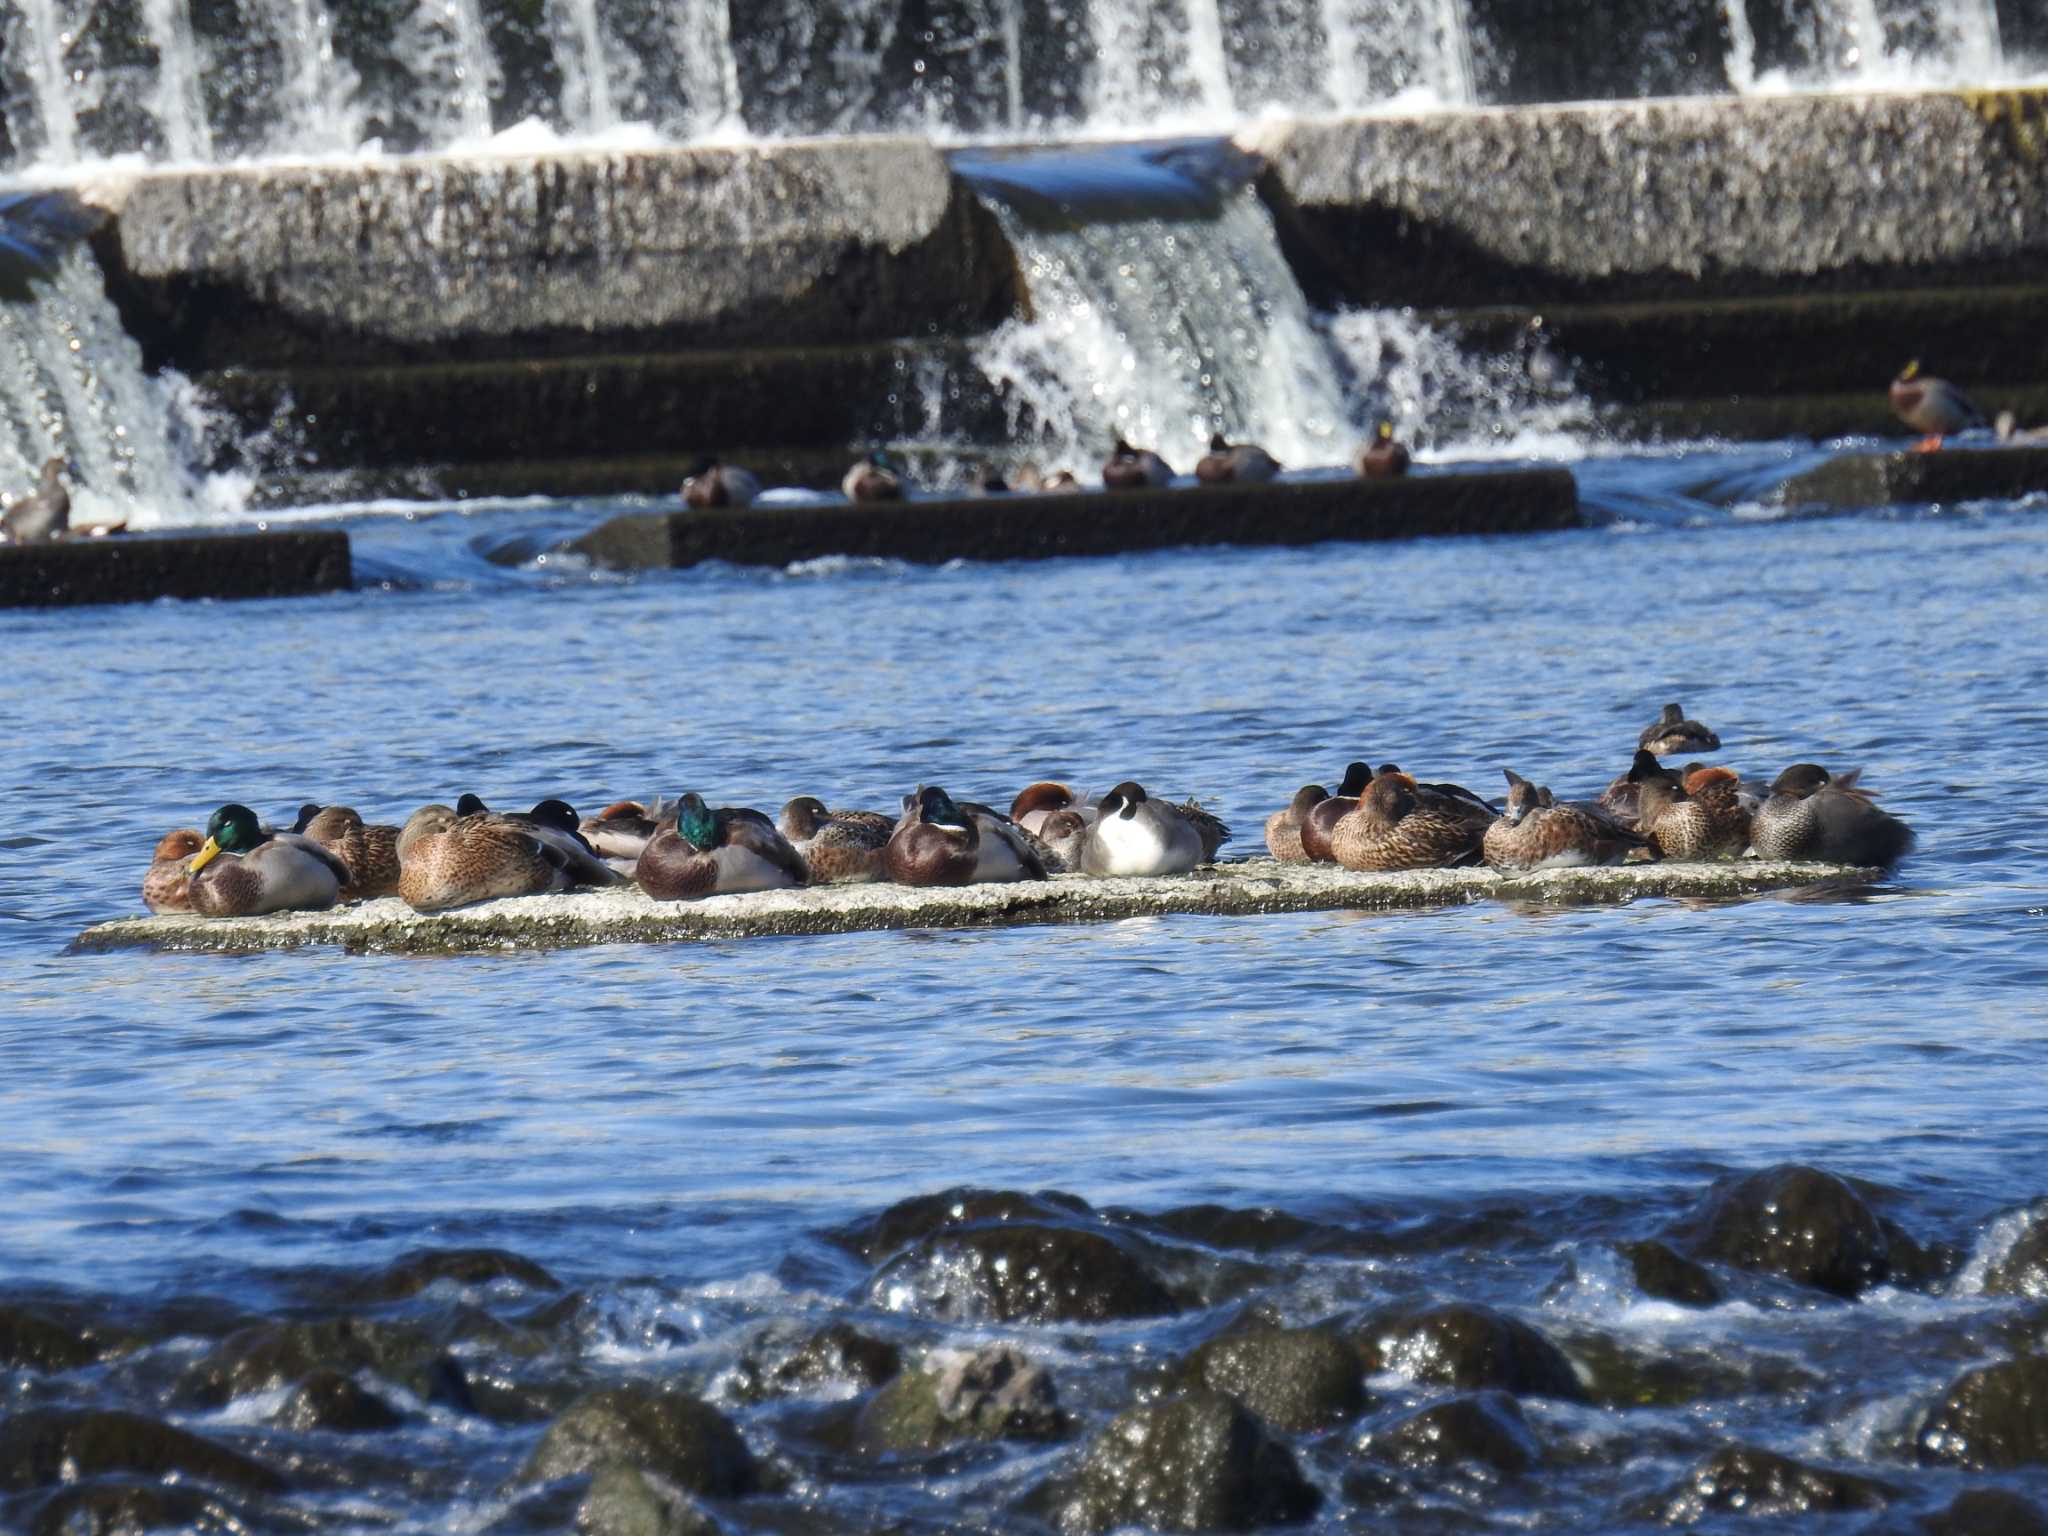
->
[186,803,350,917]
[778,796,892,885]
[638,793,807,900]
[1076,781,1229,876]
[885,786,1047,885]
[397,801,620,912]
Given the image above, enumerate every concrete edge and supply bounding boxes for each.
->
[0,530,352,608]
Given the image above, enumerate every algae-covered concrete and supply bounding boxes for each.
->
[76,859,1878,955]
[569,470,1581,571]
[0,530,351,608]
[1775,445,2048,511]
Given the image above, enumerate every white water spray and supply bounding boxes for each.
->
[13,0,81,165]
[137,0,214,163]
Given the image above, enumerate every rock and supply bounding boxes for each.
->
[1179,1325,1366,1433]
[576,1463,722,1536]
[1353,1304,1584,1401]
[1922,1488,2048,1534]
[277,1370,405,1433]
[856,1343,1065,1454]
[1641,1445,1896,1522]
[1140,1204,1334,1255]
[177,1317,447,1407]
[26,1479,243,1536]
[1674,1165,1910,1298]
[0,1305,116,1373]
[520,1385,757,1496]
[322,1246,560,1304]
[0,1409,285,1495]
[1918,1355,2048,1468]
[830,1187,1096,1260]
[1358,1391,1538,1476]
[1053,1389,1322,1534]
[1621,1240,1723,1307]
[869,1221,1181,1324]
[730,1322,901,1402]
[1984,1215,2048,1300]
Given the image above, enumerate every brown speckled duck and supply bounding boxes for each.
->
[1329,774,1484,872]
[1483,770,1646,870]
[637,793,807,900]
[1102,437,1173,490]
[186,804,350,917]
[142,828,204,914]
[778,796,892,885]
[1750,764,1915,866]
[1626,750,1751,859]
[1265,784,1329,863]
[0,457,69,545]
[298,804,402,900]
[397,801,620,912]
[1639,702,1720,758]
[1194,433,1280,485]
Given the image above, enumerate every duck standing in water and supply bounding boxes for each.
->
[682,458,761,509]
[186,804,351,917]
[0,457,69,544]
[1076,781,1229,876]
[1639,701,1720,758]
[142,829,205,913]
[843,452,906,503]
[1750,764,1915,865]
[1355,422,1410,480]
[1102,437,1174,490]
[1890,360,1985,449]
[637,792,807,900]
[885,785,1047,885]
[1483,770,1646,870]
[1265,784,1330,863]
[1195,433,1280,485]
[397,801,620,911]
[298,805,403,900]
[1299,761,1374,863]
[778,796,892,884]
[1625,750,1751,859]
[1329,773,1485,871]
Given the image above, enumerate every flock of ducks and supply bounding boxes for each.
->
[139,703,1915,923]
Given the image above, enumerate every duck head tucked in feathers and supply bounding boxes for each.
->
[1329,774,1485,872]
[143,828,204,913]
[682,457,761,509]
[1265,783,1329,863]
[1194,433,1280,485]
[1751,763,1915,866]
[885,785,982,886]
[636,792,807,900]
[1483,768,1647,871]
[1102,437,1174,490]
[1300,760,1374,863]
[843,451,906,503]
[1639,702,1721,757]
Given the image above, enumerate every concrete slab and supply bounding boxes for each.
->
[75,859,1879,956]
[1775,446,2048,510]
[568,470,1581,571]
[0,530,351,608]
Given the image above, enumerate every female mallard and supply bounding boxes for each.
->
[1625,750,1751,859]
[682,458,761,509]
[1300,761,1374,863]
[778,796,892,885]
[1890,361,1985,447]
[142,828,204,913]
[1750,764,1914,865]
[397,802,620,912]
[843,452,906,503]
[1265,784,1329,863]
[1102,437,1173,490]
[1076,781,1228,876]
[1356,422,1410,480]
[1329,774,1484,872]
[1639,702,1720,757]
[186,804,350,917]
[0,457,69,545]
[1195,433,1280,485]
[637,793,807,900]
[885,786,1047,885]
[1483,770,1645,870]
[299,805,402,900]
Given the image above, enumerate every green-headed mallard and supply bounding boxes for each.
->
[1750,764,1914,865]
[884,786,1046,885]
[397,801,620,912]
[843,452,905,504]
[186,803,350,916]
[637,792,807,900]
[1194,432,1280,485]
[142,828,204,913]
[1,457,69,545]
[1891,360,1985,446]
[1102,437,1173,490]
[682,458,761,510]
[1356,422,1410,480]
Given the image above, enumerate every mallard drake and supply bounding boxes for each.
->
[1,457,69,545]
[1625,750,1751,859]
[1356,422,1410,480]
[142,828,204,913]
[1750,764,1914,865]
[1329,774,1484,871]
[398,802,621,912]
[885,786,1047,885]
[1639,702,1720,757]
[1194,433,1280,485]
[1265,784,1329,863]
[298,805,402,900]
[636,793,806,900]
[1299,761,1374,863]
[186,803,350,917]
[1483,769,1646,870]
[682,458,761,509]
[843,452,906,503]
[1102,437,1173,490]
[779,796,892,884]
[1077,781,1228,876]
[1891,360,1985,447]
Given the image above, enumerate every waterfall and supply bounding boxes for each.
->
[672,0,743,136]
[137,0,213,163]
[1723,0,2007,88]
[392,0,500,145]
[9,0,82,166]
[1319,0,1478,109]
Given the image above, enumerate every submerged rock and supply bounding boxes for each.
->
[177,1316,449,1406]
[1674,1164,1927,1298]
[521,1385,757,1496]
[0,1304,124,1374]
[0,1408,284,1495]
[856,1343,1065,1454]
[1984,1213,2048,1299]
[1179,1325,1367,1433]
[869,1221,1181,1324]
[1921,1487,2048,1534]
[1918,1355,2048,1468]
[1640,1445,1896,1522]
[319,1246,560,1304]
[1052,1389,1321,1534]
[1353,1304,1584,1401]
[830,1187,1097,1260]
[729,1321,902,1403]
[1139,1203,1334,1255]
[1621,1239,1724,1307]
[1356,1391,1539,1477]
[24,1478,246,1536]
[277,1369,406,1433]
[576,1463,722,1536]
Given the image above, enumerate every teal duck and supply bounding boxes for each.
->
[1194,433,1280,484]
[1355,422,1409,480]
[1750,764,1914,865]
[1639,702,1720,757]
[187,803,350,917]
[637,793,807,899]
[1102,437,1173,490]
[682,458,761,509]
[1265,783,1329,863]
[1329,774,1484,871]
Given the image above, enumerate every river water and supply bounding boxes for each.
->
[3,452,2046,1529]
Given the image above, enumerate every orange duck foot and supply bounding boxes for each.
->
[1912,435,1946,454]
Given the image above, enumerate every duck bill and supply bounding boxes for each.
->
[187,835,222,875]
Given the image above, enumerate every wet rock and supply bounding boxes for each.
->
[1569,1331,1798,1410]
[1640,1445,1896,1522]
[856,1343,1065,1454]
[1179,1325,1367,1433]
[316,1246,560,1304]
[1358,1391,1538,1477]
[1621,1240,1723,1307]
[0,1409,285,1495]
[277,1370,405,1433]
[1353,1304,1585,1401]
[1918,1355,2048,1468]
[730,1322,901,1403]
[177,1316,445,1406]
[1922,1488,2048,1534]
[0,1305,118,1373]
[26,1479,244,1536]
[1984,1215,2048,1300]
[870,1221,1181,1324]
[1052,1389,1321,1534]
[1674,1165,1917,1298]
[576,1463,722,1536]
[830,1187,1095,1260]
[1140,1204,1333,1255]
[520,1385,757,1497]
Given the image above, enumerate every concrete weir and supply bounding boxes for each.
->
[1776,445,2048,511]
[0,530,351,608]
[76,859,1876,955]
[570,471,1580,571]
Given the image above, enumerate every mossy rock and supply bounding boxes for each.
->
[1178,1325,1365,1433]
[0,1409,284,1495]
[520,1385,757,1496]
[856,1343,1064,1454]
[575,1464,722,1536]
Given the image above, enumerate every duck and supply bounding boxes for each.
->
[1995,410,2048,445]
[1329,773,1485,871]
[1355,422,1410,480]
[637,792,807,900]
[682,458,761,509]
[1265,784,1329,863]
[969,463,1010,495]
[885,786,1047,885]
[1076,781,1229,876]
[1194,433,1280,485]
[1374,762,1498,832]
[1299,762,1375,863]
[185,803,351,917]
[142,829,204,913]
[1625,750,1751,859]
[455,793,606,855]
[1750,764,1915,866]
[1890,360,1986,448]
[1483,770,1647,870]
[1015,465,1082,495]
[397,802,621,912]
[1035,809,1091,874]
[843,452,906,503]
[778,796,892,884]
[1639,701,1721,758]
[297,805,402,900]
[578,797,671,866]
[1102,437,1173,490]
[1009,781,1095,836]
[0,457,69,545]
